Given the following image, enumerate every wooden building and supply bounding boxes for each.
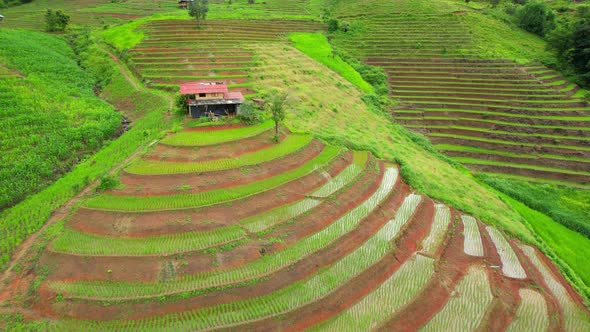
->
[178,0,194,9]
[180,82,244,118]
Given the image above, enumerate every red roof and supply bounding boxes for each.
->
[224,92,245,101]
[180,82,228,95]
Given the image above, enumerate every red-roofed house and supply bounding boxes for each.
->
[179,82,244,118]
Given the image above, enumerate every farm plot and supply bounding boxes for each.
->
[420,265,494,331]
[130,19,325,92]
[327,0,590,184]
[485,226,526,279]
[8,122,590,329]
[386,59,590,184]
[506,289,549,332]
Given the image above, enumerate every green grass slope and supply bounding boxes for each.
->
[0,29,120,210]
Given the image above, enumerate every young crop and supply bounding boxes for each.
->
[50,168,400,301]
[126,134,313,175]
[506,289,549,332]
[242,151,368,233]
[421,266,493,331]
[161,120,273,146]
[520,245,590,331]
[461,215,484,257]
[51,225,247,256]
[83,146,341,211]
[50,183,426,330]
[420,204,450,256]
[311,254,434,331]
[485,226,527,279]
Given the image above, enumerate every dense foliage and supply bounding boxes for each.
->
[0,29,120,211]
[479,175,590,239]
[547,15,590,85]
[516,2,555,36]
[44,9,70,32]
[0,0,32,8]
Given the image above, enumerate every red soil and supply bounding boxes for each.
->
[143,130,283,163]
[69,151,351,237]
[113,139,324,196]
[45,157,381,283]
[45,169,413,321]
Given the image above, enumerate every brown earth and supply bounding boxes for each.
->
[114,139,325,196]
[69,151,352,236]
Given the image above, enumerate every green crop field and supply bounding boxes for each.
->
[1,0,590,330]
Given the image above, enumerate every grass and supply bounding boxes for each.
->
[479,175,590,239]
[83,145,341,211]
[289,33,374,94]
[161,120,273,147]
[454,157,590,177]
[0,29,120,211]
[126,134,313,175]
[0,32,172,272]
[250,42,535,247]
[50,168,400,301]
[501,195,590,297]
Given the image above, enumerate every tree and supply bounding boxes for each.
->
[45,9,70,32]
[188,0,209,28]
[268,92,287,142]
[516,2,556,37]
[570,20,590,84]
[248,0,255,4]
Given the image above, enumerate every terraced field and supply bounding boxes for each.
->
[331,0,590,184]
[21,122,588,329]
[130,19,324,94]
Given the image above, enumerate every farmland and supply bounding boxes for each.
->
[0,0,590,329]
[2,123,588,330]
[328,0,590,185]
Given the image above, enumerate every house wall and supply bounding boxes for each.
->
[196,92,225,100]
[189,104,237,118]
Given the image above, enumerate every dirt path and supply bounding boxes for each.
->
[97,44,140,91]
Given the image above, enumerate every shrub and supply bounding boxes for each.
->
[516,2,556,37]
[45,9,70,32]
[96,175,120,192]
[327,19,339,33]
[237,100,263,124]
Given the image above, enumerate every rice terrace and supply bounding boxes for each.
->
[1,0,590,330]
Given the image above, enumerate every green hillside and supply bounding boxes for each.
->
[0,29,120,210]
[0,0,589,329]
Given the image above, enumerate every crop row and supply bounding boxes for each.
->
[125,134,313,175]
[51,169,402,301]
[420,204,451,256]
[161,121,272,147]
[310,254,435,331]
[241,152,369,233]
[420,266,493,331]
[485,226,527,279]
[83,146,341,211]
[462,215,484,257]
[520,245,590,331]
[51,225,246,256]
[506,289,549,332]
[50,182,419,331]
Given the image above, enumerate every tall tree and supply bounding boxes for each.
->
[188,0,209,28]
[268,92,288,142]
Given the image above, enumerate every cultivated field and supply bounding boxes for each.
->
[129,19,324,94]
[330,0,590,185]
[4,122,586,330]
